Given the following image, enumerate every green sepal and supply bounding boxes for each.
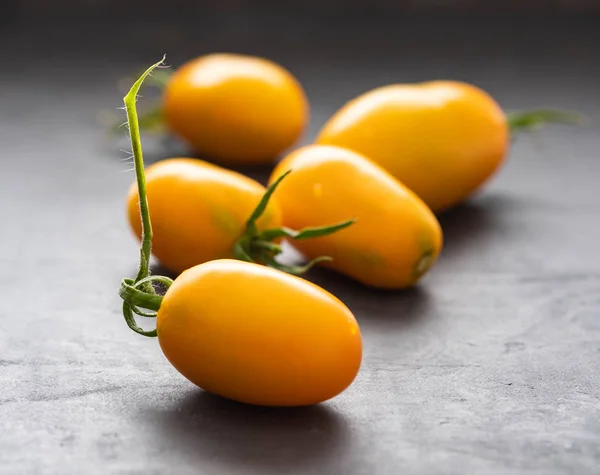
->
[122,302,158,337]
[252,240,284,256]
[233,170,356,275]
[261,255,332,276]
[245,170,291,235]
[258,219,355,242]
[233,240,255,263]
[507,109,583,135]
[119,276,173,313]
[130,305,159,318]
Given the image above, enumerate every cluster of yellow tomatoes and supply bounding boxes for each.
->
[118,54,574,408]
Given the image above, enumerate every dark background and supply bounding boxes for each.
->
[1,1,599,474]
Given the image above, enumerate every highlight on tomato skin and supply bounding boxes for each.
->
[156,259,363,407]
[162,53,309,165]
[268,144,443,289]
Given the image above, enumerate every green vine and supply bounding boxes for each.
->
[119,56,172,338]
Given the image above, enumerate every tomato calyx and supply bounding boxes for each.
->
[120,276,173,337]
[234,170,356,275]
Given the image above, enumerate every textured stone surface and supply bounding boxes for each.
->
[1,10,599,475]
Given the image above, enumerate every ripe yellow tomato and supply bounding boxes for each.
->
[270,145,443,289]
[157,259,362,406]
[127,158,281,273]
[163,53,309,164]
[316,81,509,211]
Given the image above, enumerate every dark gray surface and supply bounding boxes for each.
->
[1,9,600,475]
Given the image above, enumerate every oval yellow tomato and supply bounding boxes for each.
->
[127,158,281,274]
[157,259,362,406]
[316,81,509,211]
[163,53,309,164]
[270,145,443,289]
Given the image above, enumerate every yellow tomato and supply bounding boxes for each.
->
[127,158,281,273]
[157,259,362,406]
[270,145,443,289]
[163,53,309,164]
[316,81,509,211]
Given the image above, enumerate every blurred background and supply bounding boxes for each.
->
[1,0,597,167]
[1,0,598,148]
[2,0,598,202]
[2,2,600,474]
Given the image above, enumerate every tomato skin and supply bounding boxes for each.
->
[316,81,509,212]
[163,53,309,164]
[157,259,362,406]
[126,158,281,274]
[269,145,442,289]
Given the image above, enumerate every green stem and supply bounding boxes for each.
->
[108,68,171,135]
[124,61,162,287]
[120,56,172,337]
[507,108,583,136]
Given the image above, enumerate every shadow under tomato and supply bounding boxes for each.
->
[149,262,179,281]
[436,193,513,261]
[143,389,351,474]
[148,243,434,331]
[305,264,434,329]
